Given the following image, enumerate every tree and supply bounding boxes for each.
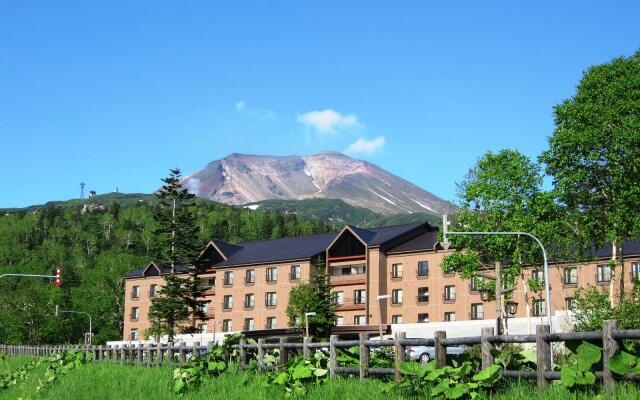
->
[286,259,336,338]
[540,51,640,304]
[149,169,206,341]
[442,150,577,333]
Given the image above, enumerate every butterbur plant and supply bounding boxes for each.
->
[609,345,640,376]
[386,360,502,399]
[267,353,329,398]
[173,346,228,395]
[560,341,601,388]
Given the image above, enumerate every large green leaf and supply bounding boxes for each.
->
[576,342,601,370]
[292,364,313,380]
[444,383,468,399]
[273,372,289,385]
[609,350,639,375]
[399,361,428,376]
[472,364,501,383]
[560,365,578,388]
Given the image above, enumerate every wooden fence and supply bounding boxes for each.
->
[2,320,640,393]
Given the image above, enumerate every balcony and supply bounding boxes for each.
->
[335,298,366,311]
[204,308,216,319]
[330,273,366,286]
[202,287,216,296]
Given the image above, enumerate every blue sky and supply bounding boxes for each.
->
[1,1,639,208]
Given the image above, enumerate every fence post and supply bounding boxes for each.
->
[178,342,186,365]
[279,337,288,367]
[536,324,551,390]
[136,344,143,364]
[303,336,311,358]
[359,333,369,381]
[481,327,495,369]
[167,342,174,365]
[434,331,447,368]
[329,335,338,379]
[394,332,406,381]
[239,339,247,370]
[603,320,619,394]
[257,339,266,371]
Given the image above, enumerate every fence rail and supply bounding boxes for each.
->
[2,319,639,393]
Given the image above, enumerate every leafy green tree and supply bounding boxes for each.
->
[540,50,640,303]
[286,259,336,338]
[442,150,577,332]
[571,283,640,331]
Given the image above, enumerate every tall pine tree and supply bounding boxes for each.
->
[148,169,206,341]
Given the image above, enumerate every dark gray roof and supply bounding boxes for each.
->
[125,263,189,278]
[213,232,337,267]
[386,230,440,253]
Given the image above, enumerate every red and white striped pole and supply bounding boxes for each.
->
[55,268,61,287]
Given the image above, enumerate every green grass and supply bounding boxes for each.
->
[0,358,638,400]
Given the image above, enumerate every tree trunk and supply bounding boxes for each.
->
[619,244,625,301]
[610,242,617,305]
[522,273,532,334]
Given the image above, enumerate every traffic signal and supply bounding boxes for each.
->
[55,268,61,287]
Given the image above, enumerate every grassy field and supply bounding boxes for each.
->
[0,357,638,400]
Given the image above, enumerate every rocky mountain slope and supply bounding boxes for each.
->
[182,152,455,215]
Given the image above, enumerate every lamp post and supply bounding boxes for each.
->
[212,320,222,344]
[376,294,390,340]
[55,305,93,346]
[1,268,62,285]
[442,215,553,361]
[304,312,316,338]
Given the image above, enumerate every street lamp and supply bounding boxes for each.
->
[55,305,93,346]
[304,312,316,338]
[1,268,62,285]
[376,294,390,340]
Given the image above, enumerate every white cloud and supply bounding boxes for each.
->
[344,136,386,155]
[234,100,275,120]
[297,109,359,134]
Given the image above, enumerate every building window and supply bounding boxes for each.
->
[244,293,255,308]
[332,264,366,276]
[266,317,277,329]
[290,265,301,281]
[199,324,207,333]
[131,285,140,299]
[354,315,366,325]
[632,262,640,281]
[223,319,232,332]
[417,261,429,277]
[333,291,345,306]
[392,315,403,324]
[336,316,344,326]
[149,284,158,298]
[266,267,278,282]
[130,307,139,320]
[531,269,545,283]
[223,271,234,286]
[470,276,484,292]
[354,289,366,305]
[565,297,576,310]
[563,267,578,285]
[265,292,277,307]
[391,264,403,279]
[444,312,456,322]
[244,318,254,331]
[245,269,255,284]
[223,295,233,310]
[418,313,429,323]
[533,299,546,317]
[417,287,429,303]
[392,289,403,304]
[597,264,612,282]
[199,302,208,315]
[130,328,138,341]
[444,285,456,301]
[471,303,484,320]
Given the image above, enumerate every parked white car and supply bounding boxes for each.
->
[405,345,465,363]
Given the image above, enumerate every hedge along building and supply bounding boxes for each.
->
[122,221,640,342]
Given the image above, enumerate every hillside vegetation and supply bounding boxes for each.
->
[0,196,329,345]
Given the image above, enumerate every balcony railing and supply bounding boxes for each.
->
[416,295,429,304]
[335,298,366,309]
[202,287,216,296]
[329,273,366,286]
[470,312,484,320]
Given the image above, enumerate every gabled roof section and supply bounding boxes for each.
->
[143,261,161,276]
[125,262,189,278]
[347,225,377,244]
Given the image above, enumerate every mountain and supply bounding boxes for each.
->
[243,198,440,229]
[182,152,455,215]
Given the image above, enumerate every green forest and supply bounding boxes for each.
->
[0,198,330,345]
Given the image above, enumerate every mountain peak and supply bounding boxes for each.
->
[182,152,454,215]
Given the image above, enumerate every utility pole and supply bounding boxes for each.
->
[495,261,502,335]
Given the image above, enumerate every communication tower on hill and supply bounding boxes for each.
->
[80,182,85,199]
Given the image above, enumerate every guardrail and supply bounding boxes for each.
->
[2,319,639,393]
